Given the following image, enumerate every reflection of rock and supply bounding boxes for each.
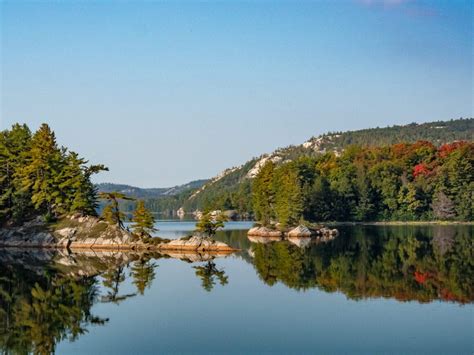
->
[158,236,237,252]
[287,237,312,248]
[288,225,312,238]
[318,227,339,237]
[248,235,282,244]
[248,227,283,237]
[432,226,456,256]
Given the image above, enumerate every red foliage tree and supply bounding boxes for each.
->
[413,163,430,178]
[438,141,468,158]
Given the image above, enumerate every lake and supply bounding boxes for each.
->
[1,222,472,354]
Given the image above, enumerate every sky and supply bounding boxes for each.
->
[1,0,472,187]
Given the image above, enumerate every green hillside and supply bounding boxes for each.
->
[142,118,474,215]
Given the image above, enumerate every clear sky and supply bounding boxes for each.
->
[1,0,472,187]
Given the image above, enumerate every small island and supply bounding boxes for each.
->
[0,124,237,254]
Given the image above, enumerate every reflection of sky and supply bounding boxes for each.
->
[57,249,473,354]
[151,220,254,239]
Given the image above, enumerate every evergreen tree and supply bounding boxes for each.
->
[252,161,275,226]
[195,212,227,237]
[0,124,32,224]
[99,192,134,229]
[131,200,157,237]
[273,165,303,228]
[17,124,64,217]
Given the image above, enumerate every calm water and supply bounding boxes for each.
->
[1,222,472,354]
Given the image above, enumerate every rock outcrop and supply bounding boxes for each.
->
[247,224,339,247]
[159,236,237,252]
[0,215,237,253]
[248,225,338,239]
[287,225,312,238]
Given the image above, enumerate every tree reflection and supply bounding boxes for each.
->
[249,225,473,303]
[130,257,157,295]
[101,265,136,304]
[0,261,108,354]
[193,261,228,292]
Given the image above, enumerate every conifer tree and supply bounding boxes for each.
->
[273,166,303,228]
[0,124,33,224]
[17,124,64,216]
[99,192,134,229]
[195,212,227,237]
[252,161,275,226]
[131,200,157,237]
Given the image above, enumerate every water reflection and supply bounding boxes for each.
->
[193,261,229,292]
[0,250,228,354]
[215,225,473,303]
[0,225,472,353]
[0,250,107,354]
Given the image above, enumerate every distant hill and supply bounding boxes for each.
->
[112,118,474,214]
[96,179,208,200]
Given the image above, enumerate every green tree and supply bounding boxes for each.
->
[131,200,157,237]
[195,212,227,237]
[273,164,303,228]
[17,124,64,217]
[0,124,32,224]
[252,161,275,226]
[99,192,134,229]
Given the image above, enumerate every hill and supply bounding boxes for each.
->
[96,180,208,200]
[122,118,474,215]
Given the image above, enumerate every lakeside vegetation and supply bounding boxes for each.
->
[0,123,107,226]
[1,120,473,230]
[252,140,473,227]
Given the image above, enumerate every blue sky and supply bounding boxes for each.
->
[1,0,472,187]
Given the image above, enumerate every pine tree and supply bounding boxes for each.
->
[131,200,157,237]
[0,124,32,224]
[252,161,275,226]
[195,212,227,237]
[99,192,134,229]
[273,166,303,228]
[17,124,64,217]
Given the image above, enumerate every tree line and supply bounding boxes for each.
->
[252,140,473,227]
[0,123,108,225]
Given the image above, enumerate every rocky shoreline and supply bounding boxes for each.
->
[0,215,238,252]
[247,224,339,239]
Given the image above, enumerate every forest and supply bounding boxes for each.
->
[252,140,473,226]
[0,123,107,226]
